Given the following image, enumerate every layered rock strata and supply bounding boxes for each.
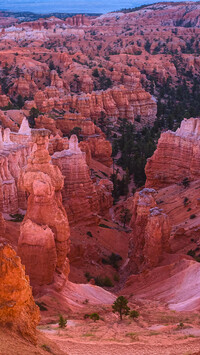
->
[0,243,40,342]
[146,118,200,188]
[0,137,32,213]
[33,86,157,125]
[128,188,171,272]
[18,129,70,287]
[52,135,113,224]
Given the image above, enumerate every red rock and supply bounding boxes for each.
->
[18,129,70,287]
[146,118,200,188]
[128,188,171,272]
[87,136,112,167]
[0,95,10,107]
[0,243,40,343]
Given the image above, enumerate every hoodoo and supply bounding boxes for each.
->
[18,129,70,288]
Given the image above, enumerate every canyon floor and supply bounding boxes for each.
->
[38,299,200,355]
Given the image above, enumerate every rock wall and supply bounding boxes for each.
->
[33,85,157,125]
[128,188,171,273]
[18,129,70,288]
[52,135,113,224]
[0,243,40,343]
[0,143,32,213]
[145,118,200,188]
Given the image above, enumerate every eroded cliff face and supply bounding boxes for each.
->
[32,85,157,126]
[52,135,113,225]
[0,243,40,343]
[0,125,32,213]
[145,118,200,188]
[128,188,171,273]
[18,129,70,288]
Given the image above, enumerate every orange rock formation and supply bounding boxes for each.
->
[146,118,200,188]
[52,135,113,224]
[18,129,70,287]
[0,243,40,342]
[128,188,171,272]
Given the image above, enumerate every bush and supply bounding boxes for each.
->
[183,197,189,207]
[129,310,140,319]
[84,313,90,319]
[182,177,190,188]
[102,276,113,287]
[187,249,195,257]
[190,214,196,219]
[35,301,48,311]
[87,231,93,238]
[58,315,67,328]
[89,313,100,322]
[41,344,52,353]
[113,273,120,282]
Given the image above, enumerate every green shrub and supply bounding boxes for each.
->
[84,314,90,319]
[114,274,120,282]
[99,223,111,229]
[41,344,52,353]
[190,214,196,219]
[87,231,93,238]
[58,315,67,328]
[35,301,48,311]
[89,313,100,322]
[187,249,195,257]
[182,177,190,188]
[129,310,139,319]
[9,213,24,222]
[102,276,113,287]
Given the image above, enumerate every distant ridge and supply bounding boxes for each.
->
[0,11,102,22]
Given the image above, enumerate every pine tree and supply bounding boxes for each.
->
[112,296,130,320]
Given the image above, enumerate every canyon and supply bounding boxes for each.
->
[1,3,200,355]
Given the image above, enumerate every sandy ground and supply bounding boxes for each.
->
[38,299,200,355]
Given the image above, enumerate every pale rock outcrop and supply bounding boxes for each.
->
[128,188,171,272]
[0,243,40,342]
[18,129,70,287]
[145,117,200,188]
[18,117,31,135]
[3,128,13,145]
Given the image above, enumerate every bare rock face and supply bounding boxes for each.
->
[18,129,70,288]
[87,136,112,167]
[52,135,99,224]
[33,85,157,126]
[0,143,32,213]
[52,135,113,224]
[0,212,5,239]
[0,95,10,107]
[128,188,171,272]
[145,117,200,188]
[0,243,40,342]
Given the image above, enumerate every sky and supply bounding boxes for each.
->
[0,0,198,14]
